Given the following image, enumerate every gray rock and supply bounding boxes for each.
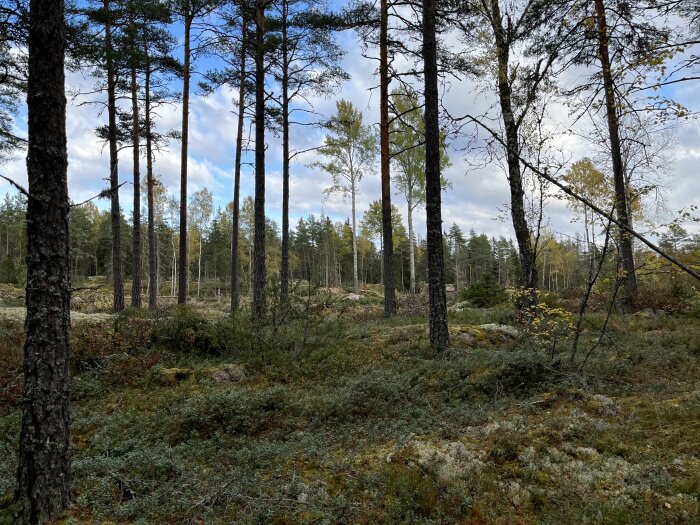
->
[591,394,619,416]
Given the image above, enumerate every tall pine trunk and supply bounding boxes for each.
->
[380,0,396,315]
[280,0,290,305]
[351,179,359,293]
[594,0,637,311]
[252,0,266,316]
[422,0,449,348]
[130,31,142,308]
[105,0,124,312]
[178,6,192,305]
[16,0,71,520]
[408,197,416,293]
[231,19,247,311]
[145,46,157,309]
[490,0,537,304]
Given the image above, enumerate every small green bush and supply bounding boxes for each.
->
[461,274,507,308]
[149,306,224,355]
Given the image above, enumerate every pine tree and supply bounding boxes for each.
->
[16,0,71,520]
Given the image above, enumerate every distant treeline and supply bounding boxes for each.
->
[0,192,696,298]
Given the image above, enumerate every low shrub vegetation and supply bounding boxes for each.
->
[0,290,698,523]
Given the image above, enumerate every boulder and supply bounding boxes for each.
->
[208,364,246,383]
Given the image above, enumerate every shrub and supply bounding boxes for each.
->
[149,305,224,355]
[172,386,290,440]
[461,274,507,308]
[636,284,685,314]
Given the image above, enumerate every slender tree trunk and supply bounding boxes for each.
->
[408,198,416,294]
[16,0,71,520]
[454,241,459,290]
[422,0,449,348]
[231,21,247,311]
[252,0,267,316]
[594,0,637,311]
[178,9,192,305]
[280,0,291,304]
[489,0,537,304]
[130,36,142,308]
[351,179,359,293]
[380,0,396,315]
[145,49,157,309]
[197,235,202,297]
[105,0,124,312]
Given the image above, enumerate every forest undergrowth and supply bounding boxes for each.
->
[0,287,698,524]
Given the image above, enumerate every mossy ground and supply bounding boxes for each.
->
[0,296,698,524]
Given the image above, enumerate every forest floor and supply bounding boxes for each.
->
[0,288,699,524]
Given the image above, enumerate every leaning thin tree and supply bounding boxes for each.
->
[16,0,72,521]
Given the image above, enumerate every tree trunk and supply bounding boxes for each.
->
[231,19,247,311]
[454,240,459,291]
[197,235,202,297]
[280,0,291,304]
[130,38,142,308]
[16,0,71,520]
[145,45,157,309]
[380,0,396,315]
[408,197,416,294]
[422,0,449,348]
[105,0,124,312]
[490,0,537,304]
[351,179,359,293]
[594,0,637,311]
[252,0,267,316]
[178,8,191,305]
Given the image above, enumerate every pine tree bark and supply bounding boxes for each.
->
[594,0,637,311]
[16,0,71,520]
[280,0,290,304]
[422,0,449,348]
[145,43,157,309]
[252,0,267,316]
[130,29,142,308]
[105,0,124,312]
[231,19,247,311]
[178,4,192,305]
[380,0,396,315]
[489,0,537,303]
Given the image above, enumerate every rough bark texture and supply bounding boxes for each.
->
[422,0,449,348]
[380,0,396,315]
[178,5,191,305]
[231,20,247,311]
[280,0,290,304]
[490,0,537,300]
[145,47,157,310]
[130,46,142,308]
[16,0,72,521]
[105,0,124,312]
[594,0,638,311]
[252,0,266,317]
